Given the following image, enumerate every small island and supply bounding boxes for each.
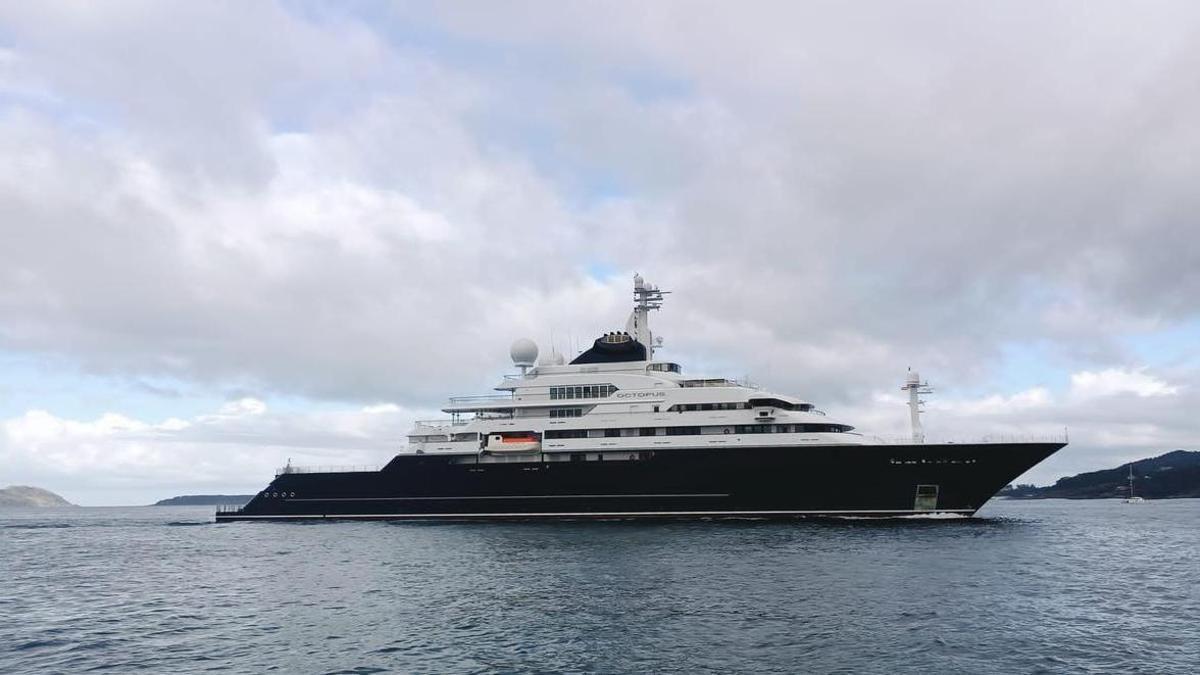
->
[0,485,74,508]
[1001,450,1200,499]
[152,494,255,506]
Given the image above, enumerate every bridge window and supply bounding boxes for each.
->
[749,397,810,410]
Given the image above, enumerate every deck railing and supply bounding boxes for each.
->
[865,433,1069,445]
[275,464,379,476]
[413,419,468,428]
[447,394,515,404]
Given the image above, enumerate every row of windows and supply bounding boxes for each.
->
[549,384,618,400]
[668,403,750,412]
[544,424,853,439]
[549,408,583,418]
[546,430,589,438]
[737,424,854,434]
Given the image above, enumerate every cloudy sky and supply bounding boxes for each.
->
[2,1,1197,505]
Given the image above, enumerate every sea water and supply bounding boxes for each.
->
[2,499,1197,674]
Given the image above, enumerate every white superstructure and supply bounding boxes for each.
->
[405,275,860,460]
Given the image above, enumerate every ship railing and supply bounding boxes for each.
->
[679,378,760,389]
[448,394,515,404]
[866,433,1069,445]
[413,418,468,428]
[275,464,379,476]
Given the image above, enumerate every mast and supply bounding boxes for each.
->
[626,273,669,359]
[901,369,933,443]
[1128,464,1135,499]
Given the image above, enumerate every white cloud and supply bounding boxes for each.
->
[0,398,430,505]
[1069,368,1180,400]
[932,387,1054,417]
[214,398,268,417]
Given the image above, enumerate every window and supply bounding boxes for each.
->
[793,423,854,433]
[549,408,582,418]
[544,425,828,438]
[668,402,750,412]
[545,429,587,439]
[549,384,618,400]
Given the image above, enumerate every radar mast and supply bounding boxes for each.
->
[626,273,669,359]
[901,369,933,443]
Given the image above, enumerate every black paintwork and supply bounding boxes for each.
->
[569,334,647,364]
[216,442,1065,521]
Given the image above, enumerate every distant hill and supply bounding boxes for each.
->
[0,485,74,508]
[1001,450,1200,499]
[153,494,255,506]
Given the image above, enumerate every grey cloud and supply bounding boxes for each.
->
[0,1,1197,496]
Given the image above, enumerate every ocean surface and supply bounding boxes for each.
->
[2,500,1197,674]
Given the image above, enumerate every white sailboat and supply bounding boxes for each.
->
[1123,464,1145,503]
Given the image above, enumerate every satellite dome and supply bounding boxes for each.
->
[510,338,539,368]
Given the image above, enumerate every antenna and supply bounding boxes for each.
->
[629,273,671,358]
[900,368,933,443]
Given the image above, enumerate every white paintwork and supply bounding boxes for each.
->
[900,369,932,444]
[404,275,859,457]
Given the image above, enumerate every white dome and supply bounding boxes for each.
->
[510,338,539,368]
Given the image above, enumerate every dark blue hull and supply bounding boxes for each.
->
[215,442,1064,521]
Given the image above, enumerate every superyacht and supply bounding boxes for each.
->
[217,275,1066,521]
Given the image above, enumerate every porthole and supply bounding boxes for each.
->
[290,492,296,497]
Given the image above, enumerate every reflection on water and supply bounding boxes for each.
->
[2,499,1197,674]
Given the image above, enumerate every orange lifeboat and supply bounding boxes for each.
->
[486,432,542,454]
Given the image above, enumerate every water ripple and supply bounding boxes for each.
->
[0,500,1197,673]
